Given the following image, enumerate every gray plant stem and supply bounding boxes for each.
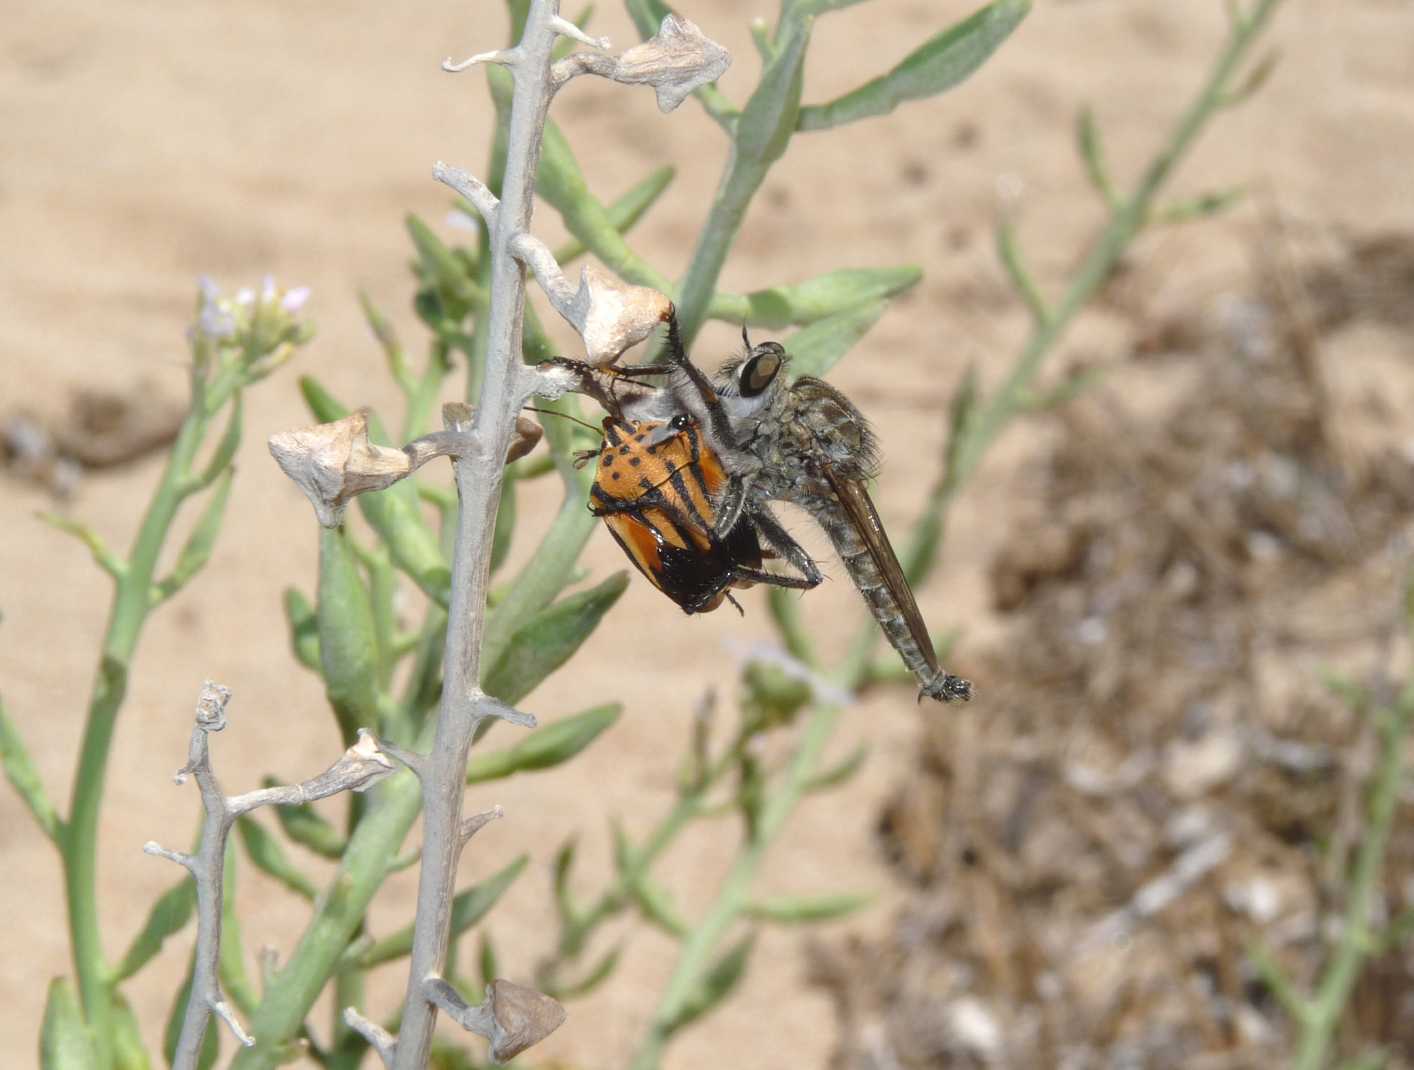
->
[389,5,564,1067]
[151,685,392,1070]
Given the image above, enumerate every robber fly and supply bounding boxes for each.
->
[578,411,819,614]
[608,308,972,703]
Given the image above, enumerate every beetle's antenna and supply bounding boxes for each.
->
[521,405,605,437]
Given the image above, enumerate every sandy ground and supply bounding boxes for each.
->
[2,1,1410,1067]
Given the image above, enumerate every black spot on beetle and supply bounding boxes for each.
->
[629,457,641,467]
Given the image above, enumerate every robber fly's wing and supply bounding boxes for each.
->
[821,467,942,677]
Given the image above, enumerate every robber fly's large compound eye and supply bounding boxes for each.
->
[739,342,785,398]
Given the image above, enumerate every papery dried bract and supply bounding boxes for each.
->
[486,979,567,1062]
[552,14,730,113]
[570,264,673,367]
[617,15,731,112]
[268,411,412,527]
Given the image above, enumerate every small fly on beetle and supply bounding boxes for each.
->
[553,305,971,703]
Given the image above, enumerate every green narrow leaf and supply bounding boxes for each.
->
[217,843,258,1017]
[37,511,125,579]
[552,835,579,923]
[490,472,517,575]
[803,743,869,793]
[783,299,888,380]
[724,266,921,329]
[1154,186,1247,224]
[629,875,689,937]
[318,526,381,745]
[163,958,219,1070]
[282,587,320,671]
[1076,106,1116,207]
[664,933,757,1035]
[553,164,676,266]
[151,468,235,605]
[735,16,809,167]
[236,815,318,901]
[111,992,154,1070]
[995,217,1048,326]
[767,587,813,663]
[406,212,479,318]
[537,121,673,292]
[191,393,243,491]
[0,698,60,842]
[478,932,500,989]
[744,892,872,924]
[623,0,671,39]
[113,878,196,983]
[265,778,346,859]
[299,375,350,423]
[465,704,621,784]
[358,290,412,392]
[482,572,629,705]
[359,854,528,968]
[40,978,97,1070]
[545,944,622,1000]
[797,0,1031,131]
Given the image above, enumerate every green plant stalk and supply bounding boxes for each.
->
[631,704,843,1070]
[64,365,242,1069]
[551,733,748,964]
[628,3,1287,1064]
[952,0,1284,485]
[671,15,808,347]
[1292,684,1413,1070]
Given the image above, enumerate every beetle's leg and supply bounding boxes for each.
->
[540,356,628,422]
[745,507,825,589]
[587,489,664,518]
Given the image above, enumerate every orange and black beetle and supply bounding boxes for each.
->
[584,412,812,614]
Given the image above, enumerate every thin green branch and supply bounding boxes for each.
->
[1291,685,1414,1070]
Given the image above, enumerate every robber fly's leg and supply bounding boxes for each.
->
[747,507,825,589]
[662,305,746,450]
[711,476,750,538]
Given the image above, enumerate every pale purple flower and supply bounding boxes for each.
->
[281,286,311,313]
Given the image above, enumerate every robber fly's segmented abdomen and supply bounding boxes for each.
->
[802,487,971,703]
[817,510,932,676]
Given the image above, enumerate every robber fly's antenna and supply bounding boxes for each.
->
[741,323,752,351]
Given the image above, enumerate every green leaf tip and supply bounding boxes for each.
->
[797,0,1031,132]
[41,977,98,1070]
[465,704,621,784]
[482,572,630,705]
